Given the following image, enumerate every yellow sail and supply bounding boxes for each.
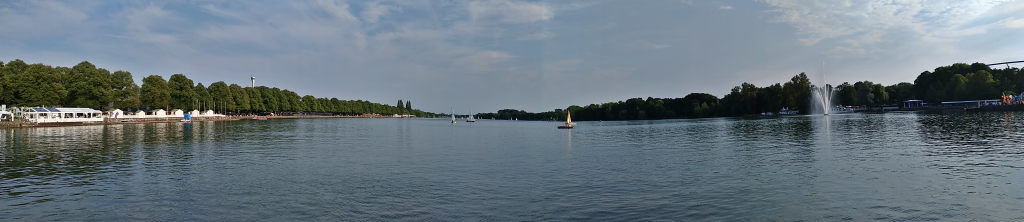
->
[566,112,572,124]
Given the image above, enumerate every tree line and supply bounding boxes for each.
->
[479,62,1022,121]
[0,59,432,116]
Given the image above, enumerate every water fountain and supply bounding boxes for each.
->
[810,61,835,115]
[811,84,835,115]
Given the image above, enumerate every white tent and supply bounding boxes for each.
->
[151,109,167,117]
[0,110,12,121]
[135,110,147,117]
[170,109,184,117]
[190,110,201,117]
[108,109,124,118]
[202,110,225,117]
[23,107,104,123]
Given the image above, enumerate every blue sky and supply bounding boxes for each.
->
[2,0,1023,113]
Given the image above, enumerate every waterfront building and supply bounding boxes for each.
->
[23,107,104,123]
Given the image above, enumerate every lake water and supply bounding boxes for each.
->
[2,113,1024,221]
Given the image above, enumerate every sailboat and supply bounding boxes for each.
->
[466,109,476,122]
[450,113,457,124]
[558,112,575,129]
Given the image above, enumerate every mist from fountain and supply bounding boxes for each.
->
[811,84,835,115]
[810,61,835,116]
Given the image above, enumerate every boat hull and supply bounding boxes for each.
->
[557,126,573,129]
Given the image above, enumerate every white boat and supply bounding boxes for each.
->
[466,115,476,122]
[450,113,457,124]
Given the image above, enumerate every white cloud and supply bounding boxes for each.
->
[719,5,733,10]
[519,31,555,40]
[457,50,514,73]
[200,4,246,21]
[315,0,359,23]
[468,0,554,24]
[361,1,394,23]
[0,1,89,39]
[119,3,184,47]
[761,0,1008,46]
[1005,18,1024,29]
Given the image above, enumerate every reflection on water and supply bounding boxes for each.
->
[2,114,1024,221]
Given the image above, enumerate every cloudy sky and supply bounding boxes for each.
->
[2,0,1023,113]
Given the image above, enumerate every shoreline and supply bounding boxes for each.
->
[0,115,425,129]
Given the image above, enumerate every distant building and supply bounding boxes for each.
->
[902,100,924,109]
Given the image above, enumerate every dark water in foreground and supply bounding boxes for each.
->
[2,112,1024,221]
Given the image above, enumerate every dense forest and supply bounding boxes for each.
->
[0,59,432,116]
[478,62,1022,121]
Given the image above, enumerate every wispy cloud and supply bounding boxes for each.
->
[1005,18,1024,29]
[468,0,554,24]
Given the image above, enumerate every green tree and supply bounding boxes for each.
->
[140,75,171,110]
[207,81,233,113]
[247,87,265,112]
[885,82,914,104]
[194,83,211,111]
[230,84,251,112]
[65,61,114,109]
[11,64,67,106]
[168,74,197,110]
[872,84,888,105]
[110,71,140,109]
[965,71,996,100]
[782,73,812,114]
[947,74,968,101]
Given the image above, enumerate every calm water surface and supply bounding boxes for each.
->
[2,112,1024,221]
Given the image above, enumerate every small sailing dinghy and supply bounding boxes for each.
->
[558,112,575,129]
[466,115,476,123]
[450,113,457,124]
